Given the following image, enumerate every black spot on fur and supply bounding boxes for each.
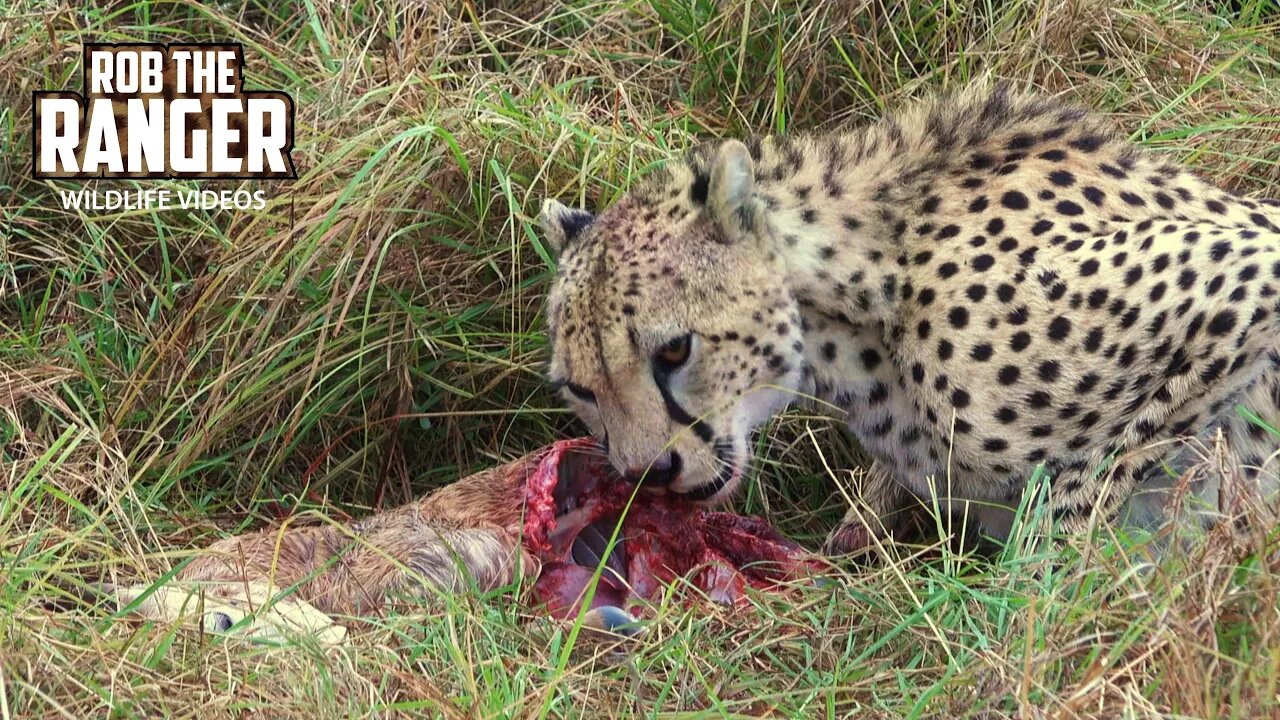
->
[690,172,710,205]
[1001,191,1029,210]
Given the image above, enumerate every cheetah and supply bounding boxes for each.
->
[537,82,1280,555]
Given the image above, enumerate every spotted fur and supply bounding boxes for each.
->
[538,82,1280,551]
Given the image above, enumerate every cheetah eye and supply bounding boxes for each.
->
[654,333,692,370]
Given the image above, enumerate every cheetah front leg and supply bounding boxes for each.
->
[823,460,915,557]
[1042,453,1151,540]
[1053,368,1280,541]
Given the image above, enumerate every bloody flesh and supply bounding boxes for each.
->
[521,438,826,619]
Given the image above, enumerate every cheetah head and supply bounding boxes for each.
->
[538,140,807,504]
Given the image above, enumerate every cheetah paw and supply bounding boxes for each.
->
[823,519,879,558]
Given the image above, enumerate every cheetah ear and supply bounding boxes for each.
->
[707,139,757,235]
[539,199,595,256]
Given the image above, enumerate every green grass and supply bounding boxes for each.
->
[2,0,1280,717]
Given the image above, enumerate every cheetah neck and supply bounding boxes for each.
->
[751,137,911,330]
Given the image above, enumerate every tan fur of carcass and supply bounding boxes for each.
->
[178,451,546,615]
[113,451,559,644]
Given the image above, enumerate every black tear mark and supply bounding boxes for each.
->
[653,367,714,443]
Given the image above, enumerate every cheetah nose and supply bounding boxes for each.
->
[624,451,681,486]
